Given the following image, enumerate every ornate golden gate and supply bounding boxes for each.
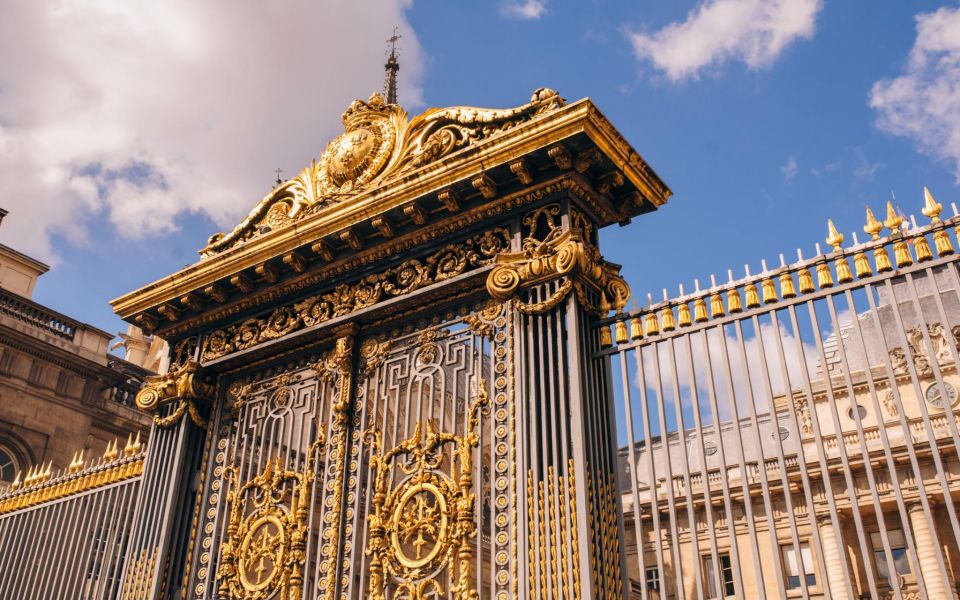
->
[104,88,670,600]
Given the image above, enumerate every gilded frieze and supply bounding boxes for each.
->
[200,228,509,361]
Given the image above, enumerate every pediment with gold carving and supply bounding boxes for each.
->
[203,88,565,256]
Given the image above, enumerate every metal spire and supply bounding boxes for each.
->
[384,27,401,105]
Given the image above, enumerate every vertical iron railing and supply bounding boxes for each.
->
[0,445,145,598]
[601,200,960,599]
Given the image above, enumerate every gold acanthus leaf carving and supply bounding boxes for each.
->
[202,88,564,256]
[201,228,510,361]
[135,360,213,428]
[486,229,630,316]
[364,379,489,600]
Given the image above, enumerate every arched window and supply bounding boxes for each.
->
[0,444,19,484]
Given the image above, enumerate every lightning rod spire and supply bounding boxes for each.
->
[384,27,401,105]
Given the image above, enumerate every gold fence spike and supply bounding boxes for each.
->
[835,256,853,283]
[761,278,777,304]
[779,272,797,299]
[797,268,815,294]
[854,251,872,278]
[677,303,692,327]
[727,288,743,313]
[659,307,676,332]
[644,312,659,336]
[864,206,883,240]
[710,293,725,318]
[922,186,942,222]
[884,201,905,233]
[826,219,844,250]
[629,317,643,340]
[693,297,708,323]
[816,262,833,288]
[614,320,628,344]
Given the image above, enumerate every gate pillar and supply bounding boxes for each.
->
[488,200,631,600]
[121,355,215,598]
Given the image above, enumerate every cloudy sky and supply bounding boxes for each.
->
[1,0,959,339]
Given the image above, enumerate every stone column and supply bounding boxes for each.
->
[817,515,851,600]
[908,502,948,599]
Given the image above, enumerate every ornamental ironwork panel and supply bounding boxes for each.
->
[345,302,513,600]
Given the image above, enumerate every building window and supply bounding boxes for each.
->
[871,530,911,581]
[645,566,660,592]
[703,553,735,597]
[847,404,868,421]
[781,542,816,590]
[0,445,18,484]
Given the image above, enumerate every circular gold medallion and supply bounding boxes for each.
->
[238,515,285,592]
[391,481,448,570]
[318,119,395,194]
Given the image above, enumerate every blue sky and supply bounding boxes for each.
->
[2,0,959,339]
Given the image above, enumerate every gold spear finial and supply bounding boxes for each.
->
[922,186,942,222]
[864,207,883,240]
[884,201,905,233]
[826,219,844,251]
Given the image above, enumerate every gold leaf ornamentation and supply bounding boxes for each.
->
[364,380,489,600]
[216,439,323,600]
[487,204,629,316]
[201,228,510,361]
[202,89,563,256]
[135,360,213,428]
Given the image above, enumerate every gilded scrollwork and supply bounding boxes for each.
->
[203,89,563,256]
[486,228,629,316]
[135,360,213,428]
[201,229,509,361]
[364,380,490,600]
[463,301,504,339]
[216,441,323,600]
[487,203,629,316]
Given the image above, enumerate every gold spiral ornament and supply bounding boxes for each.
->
[135,385,163,412]
[554,240,581,275]
[487,265,521,300]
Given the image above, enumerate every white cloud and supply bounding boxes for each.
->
[500,0,547,20]
[0,0,424,262]
[870,6,960,181]
[780,156,799,182]
[627,0,822,82]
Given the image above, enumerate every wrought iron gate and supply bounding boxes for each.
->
[180,302,513,600]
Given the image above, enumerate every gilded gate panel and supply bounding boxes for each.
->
[341,301,514,600]
[190,347,342,599]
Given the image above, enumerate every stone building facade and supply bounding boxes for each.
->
[0,209,152,491]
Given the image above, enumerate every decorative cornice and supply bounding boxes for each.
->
[111,95,670,331]
[135,177,600,338]
[200,228,510,361]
